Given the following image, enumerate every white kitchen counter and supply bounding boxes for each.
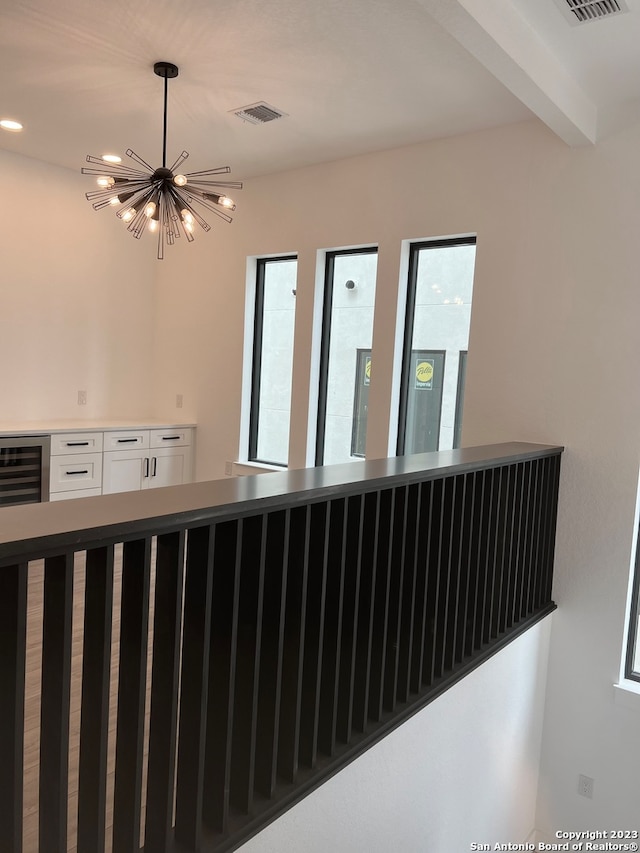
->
[0,419,196,437]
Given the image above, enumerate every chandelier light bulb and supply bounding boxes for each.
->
[0,119,23,132]
[174,174,187,187]
[181,209,194,223]
[96,176,115,188]
[109,196,120,206]
[149,219,159,233]
[145,202,157,218]
[219,195,235,209]
[122,208,136,222]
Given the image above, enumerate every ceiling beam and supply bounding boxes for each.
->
[417,0,597,145]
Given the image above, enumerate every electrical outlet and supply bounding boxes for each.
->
[578,774,594,799]
[176,393,183,409]
[224,461,234,476]
[78,390,87,406]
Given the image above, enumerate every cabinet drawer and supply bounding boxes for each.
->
[150,428,192,449]
[51,432,103,455]
[103,430,150,451]
[50,453,103,493]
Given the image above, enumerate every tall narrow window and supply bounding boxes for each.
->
[316,248,378,465]
[248,256,297,466]
[398,237,476,455]
[625,566,640,683]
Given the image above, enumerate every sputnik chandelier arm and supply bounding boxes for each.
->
[81,61,242,259]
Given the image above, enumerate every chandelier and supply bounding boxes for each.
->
[82,61,242,259]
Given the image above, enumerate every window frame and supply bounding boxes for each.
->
[397,236,476,456]
[624,530,640,684]
[453,350,468,449]
[248,254,297,466]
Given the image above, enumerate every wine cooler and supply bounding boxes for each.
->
[0,435,50,507]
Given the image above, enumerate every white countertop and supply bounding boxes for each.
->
[0,419,196,437]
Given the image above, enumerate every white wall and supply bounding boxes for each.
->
[237,618,551,853]
[0,148,156,421]
[153,114,640,842]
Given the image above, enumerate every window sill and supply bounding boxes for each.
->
[231,460,285,476]
[613,680,640,711]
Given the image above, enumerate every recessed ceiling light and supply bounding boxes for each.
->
[102,153,122,163]
[0,119,23,132]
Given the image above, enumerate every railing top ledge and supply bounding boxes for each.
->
[0,442,562,564]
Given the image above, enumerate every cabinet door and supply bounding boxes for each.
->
[102,449,150,494]
[149,446,193,489]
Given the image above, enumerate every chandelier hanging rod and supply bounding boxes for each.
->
[154,61,178,169]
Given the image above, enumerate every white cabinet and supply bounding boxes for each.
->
[102,428,192,495]
[49,432,104,501]
[47,425,194,500]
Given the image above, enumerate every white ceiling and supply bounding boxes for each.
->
[1,0,640,180]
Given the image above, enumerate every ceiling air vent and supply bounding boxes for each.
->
[231,102,288,125]
[554,0,629,25]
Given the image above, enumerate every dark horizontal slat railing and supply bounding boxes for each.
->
[0,442,562,853]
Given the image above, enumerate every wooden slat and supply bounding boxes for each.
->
[442,475,465,674]
[318,499,347,756]
[39,553,74,853]
[410,481,432,693]
[229,516,266,816]
[428,477,448,685]
[368,489,393,722]
[203,520,241,835]
[255,510,289,798]
[298,502,329,768]
[492,467,508,641]
[509,464,526,629]
[144,531,186,852]
[483,469,499,646]
[383,486,408,712]
[77,546,114,853]
[522,460,540,618]
[542,455,561,603]
[422,479,442,687]
[175,525,215,851]
[533,457,551,609]
[0,562,28,853]
[350,491,380,733]
[112,538,151,853]
[450,474,474,668]
[277,506,310,783]
[336,494,364,744]
[396,484,420,704]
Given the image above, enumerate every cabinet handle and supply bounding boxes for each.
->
[66,469,89,476]
[161,435,181,440]
[152,457,157,477]
[143,457,149,478]
[66,441,90,447]
[117,438,139,444]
